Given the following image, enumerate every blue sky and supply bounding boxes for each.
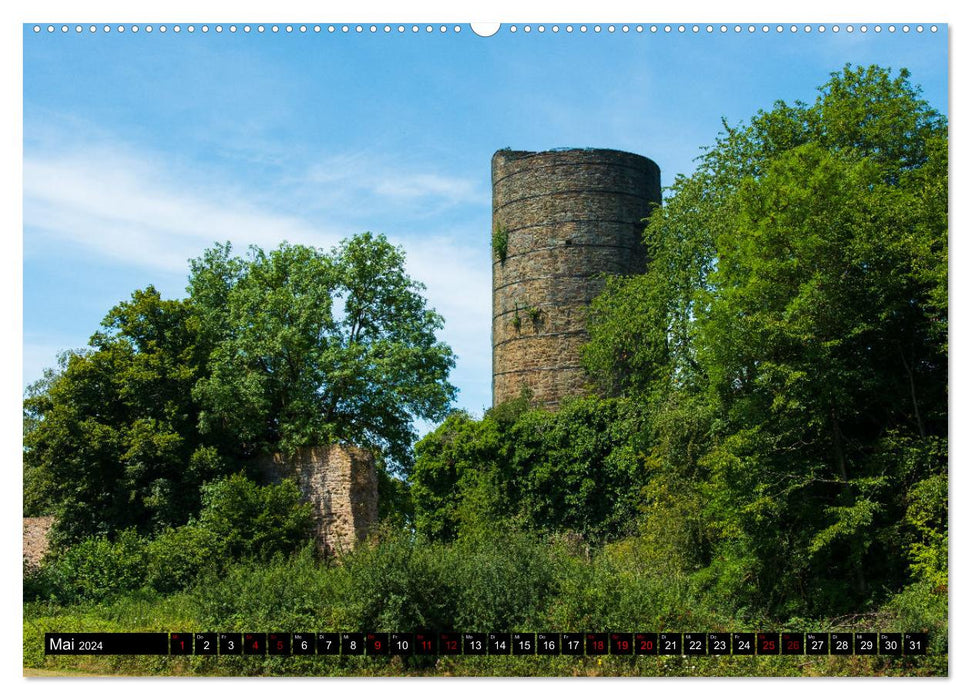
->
[22,22,948,420]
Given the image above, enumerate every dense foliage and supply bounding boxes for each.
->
[23,288,227,542]
[25,475,312,603]
[584,65,947,617]
[24,233,455,544]
[190,234,456,465]
[411,396,646,543]
[24,530,947,676]
[23,65,948,677]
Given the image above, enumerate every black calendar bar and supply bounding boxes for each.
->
[45,633,169,655]
[41,631,930,655]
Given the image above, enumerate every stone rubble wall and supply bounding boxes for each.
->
[254,445,378,556]
[23,515,55,570]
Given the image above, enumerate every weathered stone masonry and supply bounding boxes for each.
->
[491,148,661,408]
[255,445,378,555]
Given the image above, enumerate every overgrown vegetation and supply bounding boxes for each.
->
[23,529,947,676]
[24,65,947,677]
[412,396,644,544]
[24,233,455,545]
[582,64,947,622]
[25,475,313,603]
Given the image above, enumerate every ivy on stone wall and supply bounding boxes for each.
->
[492,222,509,263]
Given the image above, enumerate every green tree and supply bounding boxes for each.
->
[585,65,947,615]
[25,233,456,543]
[191,233,457,468]
[23,288,233,543]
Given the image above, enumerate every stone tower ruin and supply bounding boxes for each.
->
[255,445,378,556]
[491,148,661,408]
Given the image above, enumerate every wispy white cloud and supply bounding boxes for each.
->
[376,172,480,203]
[298,150,487,218]
[23,137,494,413]
[24,146,340,272]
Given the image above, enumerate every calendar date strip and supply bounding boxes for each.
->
[45,631,929,656]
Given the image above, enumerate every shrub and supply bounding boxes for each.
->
[25,474,315,603]
[338,527,566,633]
[448,530,559,631]
[144,525,216,594]
[882,580,948,664]
[412,397,644,544]
[195,473,314,561]
[903,460,948,591]
[343,529,456,632]
[192,545,347,631]
[27,529,147,604]
[546,536,717,632]
[147,472,316,594]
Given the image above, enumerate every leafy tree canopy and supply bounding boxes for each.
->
[24,288,223,542]
[190,233,456,466]
[584,64,947,615]
[24,233,456,543]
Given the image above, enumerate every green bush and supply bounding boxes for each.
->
[192,545,347,631]
[27,529,148,604]
[343,529,456,632]
[144,525,216,594]
[190,528,567,638]
[195,472,314,561]
[146,473,315,594]
[26,473,316,603]
[883,581,948,659]
[449,530,560,631]
[412,398,645,544]
[23,531,948,677]
[545,536,721,632]
[340,528,564,633]
[902,447,948,590]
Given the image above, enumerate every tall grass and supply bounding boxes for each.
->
[24,529,947,677]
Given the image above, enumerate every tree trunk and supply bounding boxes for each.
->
[831,408,866,596]
[899,344,926,438]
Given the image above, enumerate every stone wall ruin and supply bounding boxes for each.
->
[254,445,378,556]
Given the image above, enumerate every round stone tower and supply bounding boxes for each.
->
[491,147,661,408]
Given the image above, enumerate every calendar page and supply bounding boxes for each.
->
[20,2,950,682]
